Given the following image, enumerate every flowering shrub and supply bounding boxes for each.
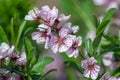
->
[0,4,120,80]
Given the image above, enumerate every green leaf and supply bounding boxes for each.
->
[118,31,120,41]
[96,19,110,36]
[0,26,9,43]
[96,8,115,36]
[101,45,120,55]
[64,61,83,74]
[93,15,100,28]
[102,8,116,22]
[103,34,119,43]
[24,37,35,61]
[85,38,94,56]
[24,37,35,71]
[112,67,120,76]
[16,21,26,48]
[31,56,54,75]
[10,18,15,43]
[93,33,103,51]
[40,69,57,80]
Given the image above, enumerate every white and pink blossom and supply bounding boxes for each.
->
[66,36,82,58]
[62,22,79,34]
[0,42,14,59]
[100,72,110,80]
[50,28,73,53]
[39,5,58,26]
[103,52,117,70]
[25,7,40,21]
[81,57,100,80]
[17,52,26,68]
[31,24,51,49]
[93,0,119,10]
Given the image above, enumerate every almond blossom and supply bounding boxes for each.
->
[0,42,14,59]
[103,52,117,70]
[81,57,100,80]
[100,72,110,80]
[39,5,58,26]
[62,22,79,34]
[100,72,120,80]
[31,24,51,49]
[24,7,40,21]
[17,52,26,68]
[66,36,82,58]
[93,0,120,10]
[50,28,73,53]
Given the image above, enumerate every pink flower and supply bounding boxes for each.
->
[108,77,118,80]
[63,22,79,34]
[100,72,110,80]
[40,5,58,26]
[66,36,82,58]
[81,57,100,80]
[100,72,120,80]
[103,52,117,70]
[50,28,73,53]
[93,0,119,10]
[31,24,51,49]
[24,7,40,21]
[0,42,14,59]
[17,52,26,68]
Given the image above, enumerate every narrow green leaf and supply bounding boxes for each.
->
[96,19,110,36]
[93,15,100,28]
[96,8,115,36]
[40,69,57,80]
[64,61,83,74]
[31,56,54,75]
[24,37,35,61]
[16,21,26,48]
[103,34,119,43]
[93,33,103,51]
[10,18,15,43]
[118,31,120,41]
[85,38,94,56]
[102,8,116,22]
[112,67,120,76]
[0,26,9,43]
[101,45,120,55]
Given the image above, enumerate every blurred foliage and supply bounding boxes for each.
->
[59,0,96,37]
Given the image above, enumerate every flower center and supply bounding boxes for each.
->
[72,42,78,49]
[58,38,63,45]
[88,64,94,71]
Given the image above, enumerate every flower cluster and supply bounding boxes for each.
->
[25,5,82,58]
[0,42,26,67]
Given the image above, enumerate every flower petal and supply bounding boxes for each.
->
[51,43,58,53]
[58,14,71,22]
[59,28,68,38]
[83,70,90,78]
[59,44,68,52]
[91,70,98,80]
[71,25,79,33]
